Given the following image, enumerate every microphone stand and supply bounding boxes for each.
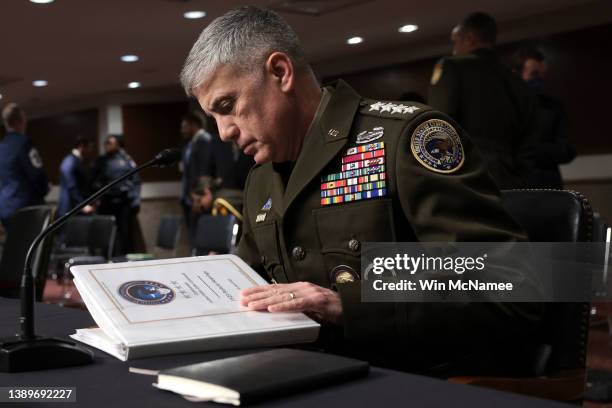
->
[0,149,178,372]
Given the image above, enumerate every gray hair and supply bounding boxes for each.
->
[180,6,307,96]
[2,102,25,129]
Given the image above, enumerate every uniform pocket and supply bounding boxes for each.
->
[313,199,396,283]
[252,220,286,282]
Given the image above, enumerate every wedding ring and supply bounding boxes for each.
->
[289,292,296,300]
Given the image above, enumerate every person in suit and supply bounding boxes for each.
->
[513,46,576,189]
[57,136,95,217]
[180,6,542,376]
[0,103,49,229]
[93,135,141,254]
[428,12,537,189]
[203,138,255,216]
[179,113,214,244]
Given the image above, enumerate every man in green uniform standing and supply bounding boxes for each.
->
[428,12,536,189]
[181,6,541,376]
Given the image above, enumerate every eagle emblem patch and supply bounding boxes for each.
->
[410,119,464,174]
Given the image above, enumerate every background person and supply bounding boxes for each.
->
[179,113,213,244]
[428,12,537,189]
[57,135,96,217]
[0,103,49,229]
[93,134,141,255]
[513,46,576,189]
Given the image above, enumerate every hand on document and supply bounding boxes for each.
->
[240,282,343,324]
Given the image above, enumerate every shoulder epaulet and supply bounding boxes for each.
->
[358,99,430,120]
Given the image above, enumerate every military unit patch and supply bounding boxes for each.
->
[368,102,420,115]
[431,62,443,85]
[410,119,464,174]
[321,141,387,206]
[28,148,43,168]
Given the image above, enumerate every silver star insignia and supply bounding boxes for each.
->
[380,103,394,113]
[402,106,420,114]
[369,102,383,111]
[391,104,404,114]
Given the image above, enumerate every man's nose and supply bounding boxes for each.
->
[218,120,239,143]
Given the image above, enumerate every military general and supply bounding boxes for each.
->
[181,6,542,376]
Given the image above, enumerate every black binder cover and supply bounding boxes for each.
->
[158,348,370,404]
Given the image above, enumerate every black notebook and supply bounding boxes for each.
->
[152,348,369,405]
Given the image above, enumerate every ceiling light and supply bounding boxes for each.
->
[121,55,139,62]
[30,0,55,3]
[128,82,141,89]
[399,24,419,33]
[33,80,48,87]
[184,11,206,19]
[347,36,364,45]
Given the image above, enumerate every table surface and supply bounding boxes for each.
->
[0,298,570,408]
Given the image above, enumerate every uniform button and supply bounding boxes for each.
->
[348,239,360,252]
[292,246,305,261]
[336,271,355,284]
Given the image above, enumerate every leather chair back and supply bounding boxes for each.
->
[89,215,116,259]
[156,215,182,251]
[501,190,593,374]
[193,215,238,256]
[0,206,54,300]
[62,216,93,248]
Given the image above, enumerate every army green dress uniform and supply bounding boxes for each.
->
[238,80,541,376]
[428,48,537,190]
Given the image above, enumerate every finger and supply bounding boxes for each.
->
[247,292,296,310]
[241,284,276,297]
[247,291,296,310]
[240,282,287,297]
[268,297,308,313]
[240,289,278,305]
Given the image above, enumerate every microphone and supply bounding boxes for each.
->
[0,147,181,372]
[153,148,182,167]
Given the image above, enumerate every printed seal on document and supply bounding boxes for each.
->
[118,280,175,305]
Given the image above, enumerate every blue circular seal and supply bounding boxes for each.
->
[118,281,175,305]
[410,119,464,173]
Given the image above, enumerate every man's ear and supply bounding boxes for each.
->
[265,52,295,93]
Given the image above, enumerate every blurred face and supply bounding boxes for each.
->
[194,55,298,164]
[80,142,94,159]
[105,137,119,154]
[8,113,27,133]
[180,120,198,140]
[521,58,547,81]
[451,26,471,56]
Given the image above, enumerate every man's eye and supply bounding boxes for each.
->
[219,100,234,114]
